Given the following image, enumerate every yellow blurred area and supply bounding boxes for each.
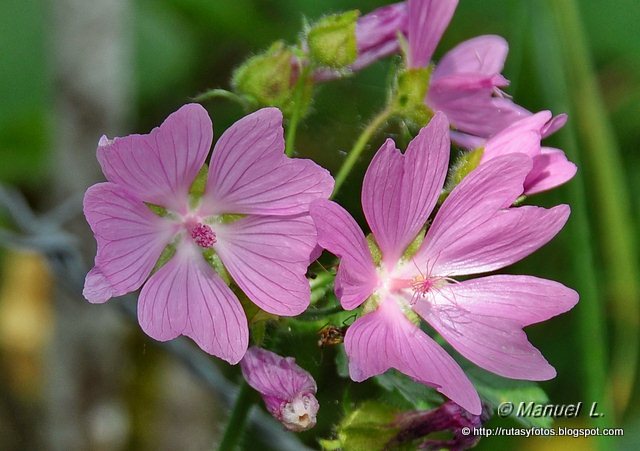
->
[0,250,53,399]
[521,420,595,451]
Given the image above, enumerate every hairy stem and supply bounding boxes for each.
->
[285,66,310,156]
[331,107,393,198]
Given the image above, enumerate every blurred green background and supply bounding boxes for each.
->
[0,0,639,449]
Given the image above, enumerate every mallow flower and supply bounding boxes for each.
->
[83,104,333,363]
[310,113,578,414]
[405,0,536,141]
[241,347,319,432]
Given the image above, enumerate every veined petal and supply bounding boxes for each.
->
[362,113,450,269]
[203,108,333,216]
[433,35,508,80]
[413,154,529,275]
[525,147,577,195]
[345,299,481,414]
[241,347,316,401]
[83,183,175,303]
[427,205,570,275]
[407,0,458,68]
[482,111,552,161]
[310,200,378,310]
[413,276,577,379]
[427,80,531,138]
[97,104,212,214]
[138,244,248,364]
[214,214,316,316]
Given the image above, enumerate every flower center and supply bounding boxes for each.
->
[189,223,216,248]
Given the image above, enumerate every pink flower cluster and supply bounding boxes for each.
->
[82,0,580,425]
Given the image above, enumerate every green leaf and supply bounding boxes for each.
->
[328,401,401,451]
[467,367,552,428]
[375,370,442,410]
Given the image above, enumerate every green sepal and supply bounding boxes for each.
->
[391,67,433,127]
[307,10,359,69]
[443,147,484,198]
[188,164,209,209]
[145,202,169,217]
[400,226,426,262]
[220,213,245,224]
[366,233,382,266]
[202,248,231,285]
[151,241,177,273]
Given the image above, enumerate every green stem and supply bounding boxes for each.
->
[331,107,393,199]
[218,382,253,451]
[285,66,310,156]
[550,0,640,421]
[194,88,248,109]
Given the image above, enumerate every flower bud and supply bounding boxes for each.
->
[232,41,295,110]
[307,11,360,69]
[240,347,319,432]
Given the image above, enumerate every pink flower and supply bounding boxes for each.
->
[310,113,578,415]
[83,104,334,363]
[479,111,577,194]
[241,347,319,432]
[405,0,534,141]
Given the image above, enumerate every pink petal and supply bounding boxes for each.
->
[214,214,317,316]
[345,298,481,414]
[138,244,248,364]
[407,0,458,68]
[83,183,175,303]
[413,276,578,379]
[97,104,212,214]
[524,147,577,195]
[449,130,485,150]
[310,200,378,310]
[241,347,316,401]
[433,35,508,80]
[427,80,531,138]
[482,111,552,161]
[362,113,450,269]
[353,2,407,70]
[414,155,570,276]
[203,108,333,216]
[541,113,568,137]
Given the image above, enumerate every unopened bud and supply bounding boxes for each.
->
[232,42,295,110]
[240,347,319,432]
[307,11,359,69]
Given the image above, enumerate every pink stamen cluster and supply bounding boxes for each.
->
[190,223,216,248]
